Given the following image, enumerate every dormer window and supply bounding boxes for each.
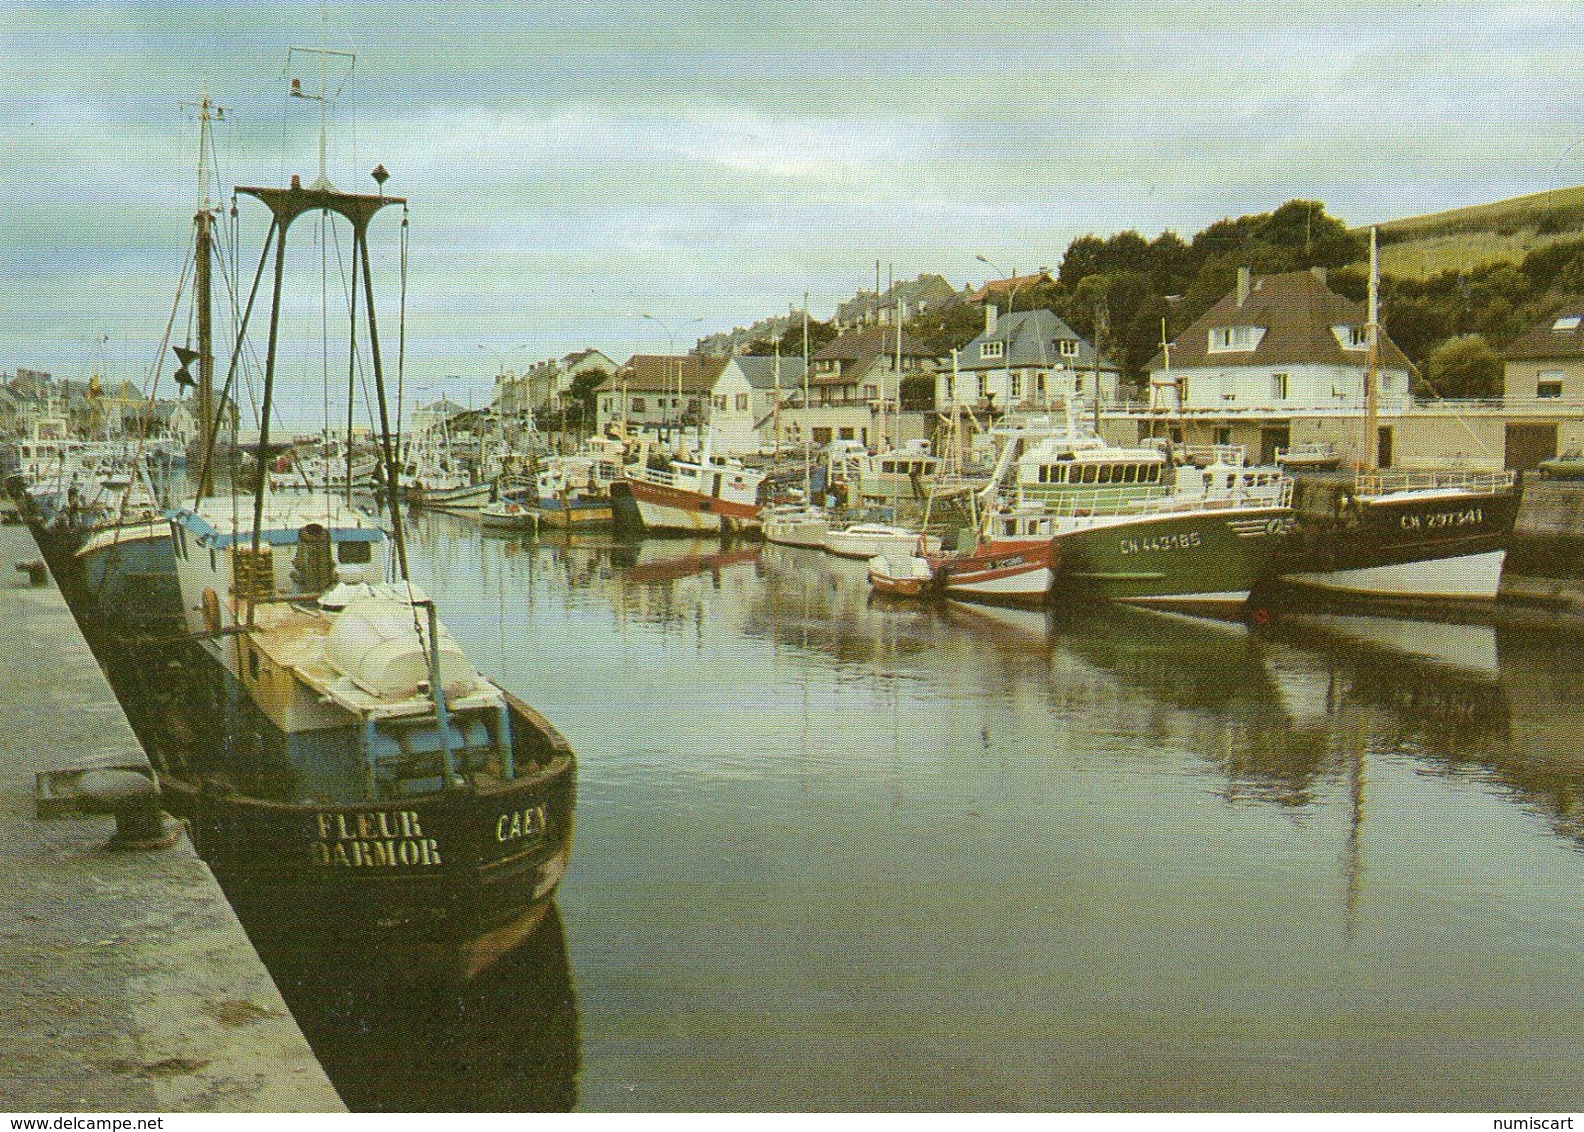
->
[1058,339,1078,357]
[1333,325,1370,350]
[981,341,1004,361]
[1553,315,1582,331]
[1208,326,1262,353]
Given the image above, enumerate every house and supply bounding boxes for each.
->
[1110,266,1549,470]
[494,349,617,418]
[834,273,962,331]
[939,306,1117,413]
[1502,308,1584,403]
[774,327,937,450]
[1145,267,1413,416]
[708,354,808,457]
[969,270,1056,309]
[594,354,729,437]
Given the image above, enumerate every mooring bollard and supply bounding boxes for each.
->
[74,768,179,850]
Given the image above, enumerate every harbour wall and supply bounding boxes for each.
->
[0,522,343,1113]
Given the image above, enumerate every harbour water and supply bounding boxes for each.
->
[247,511,1584,1110]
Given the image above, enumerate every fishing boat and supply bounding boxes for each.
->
[131,81,575,974]
[617,434,767,535]
[1273,231,1519,602]
[981,411,1295,610]
[531,452,615,530]
[866,484,1059,607]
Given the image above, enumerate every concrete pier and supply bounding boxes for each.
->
[0,523,343,1112]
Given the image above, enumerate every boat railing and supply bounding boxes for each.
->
[626,462,681,489]
[1355,468,1516,496]
[1017,476,1293,519]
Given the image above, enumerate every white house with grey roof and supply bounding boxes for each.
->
[708,354,808,456]
[938,306,1119,413]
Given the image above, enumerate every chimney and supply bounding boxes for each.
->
[1310,265,1327,287]
[1236,267,1251,307]
[986,302,998,335]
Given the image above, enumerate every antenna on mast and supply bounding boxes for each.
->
[285,8,355,193]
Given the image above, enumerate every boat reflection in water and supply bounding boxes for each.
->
[388,523,1584,1110]
[259,906,580,1112]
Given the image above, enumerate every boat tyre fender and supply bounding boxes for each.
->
[200,587,221,634]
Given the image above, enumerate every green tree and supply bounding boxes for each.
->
[567,368,610,433]
[746,318,839,358]
[1423,334,1503,398]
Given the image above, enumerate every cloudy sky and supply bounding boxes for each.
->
[4,1,1581,427]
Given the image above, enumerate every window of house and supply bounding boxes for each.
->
[1272,372,1289,401]
[1539,370,1565,398]
[981,341,1004,360]
[735,393,748,411]
[1209,326,1261,352]
[1333,325,1370,350]
[1059,339,1078,357]
[1036,372,1046,396]
[631,397,645,413]
[839,427,855,440]
[863,384,878,400]
[1010,372,1022,398]
[813,427,833,444]
[1214,427,1231,445]
[975,376,985,399]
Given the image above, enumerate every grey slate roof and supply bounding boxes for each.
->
[1503,308,1584,361]
[957,308,1113,372]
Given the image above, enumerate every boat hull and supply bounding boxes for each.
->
[409,481,495,511]
[1276,483,1519,601]
[824,528,937,560]
[534,496,613,529]
[129,643,577,972]
[626,477,760,535]
[762,509,829,548]
[1056,507,1292,610]
[938,539,1057,607]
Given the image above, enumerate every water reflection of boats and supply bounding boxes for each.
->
[619,538,761,584]
[263,905,579,1112]
[1258,611,1509,741]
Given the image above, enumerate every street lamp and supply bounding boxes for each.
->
[641,312,704,450]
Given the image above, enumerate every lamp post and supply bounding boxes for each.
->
[641,312,704,452]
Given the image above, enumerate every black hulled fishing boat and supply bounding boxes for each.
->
[128,72,575,976]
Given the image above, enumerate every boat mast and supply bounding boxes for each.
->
[1361,227,1380,475]
[803,294,811,501]
[186,93,228,501]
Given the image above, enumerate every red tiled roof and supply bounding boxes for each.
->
[595,354,728,393]
[970,272,1055,304]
